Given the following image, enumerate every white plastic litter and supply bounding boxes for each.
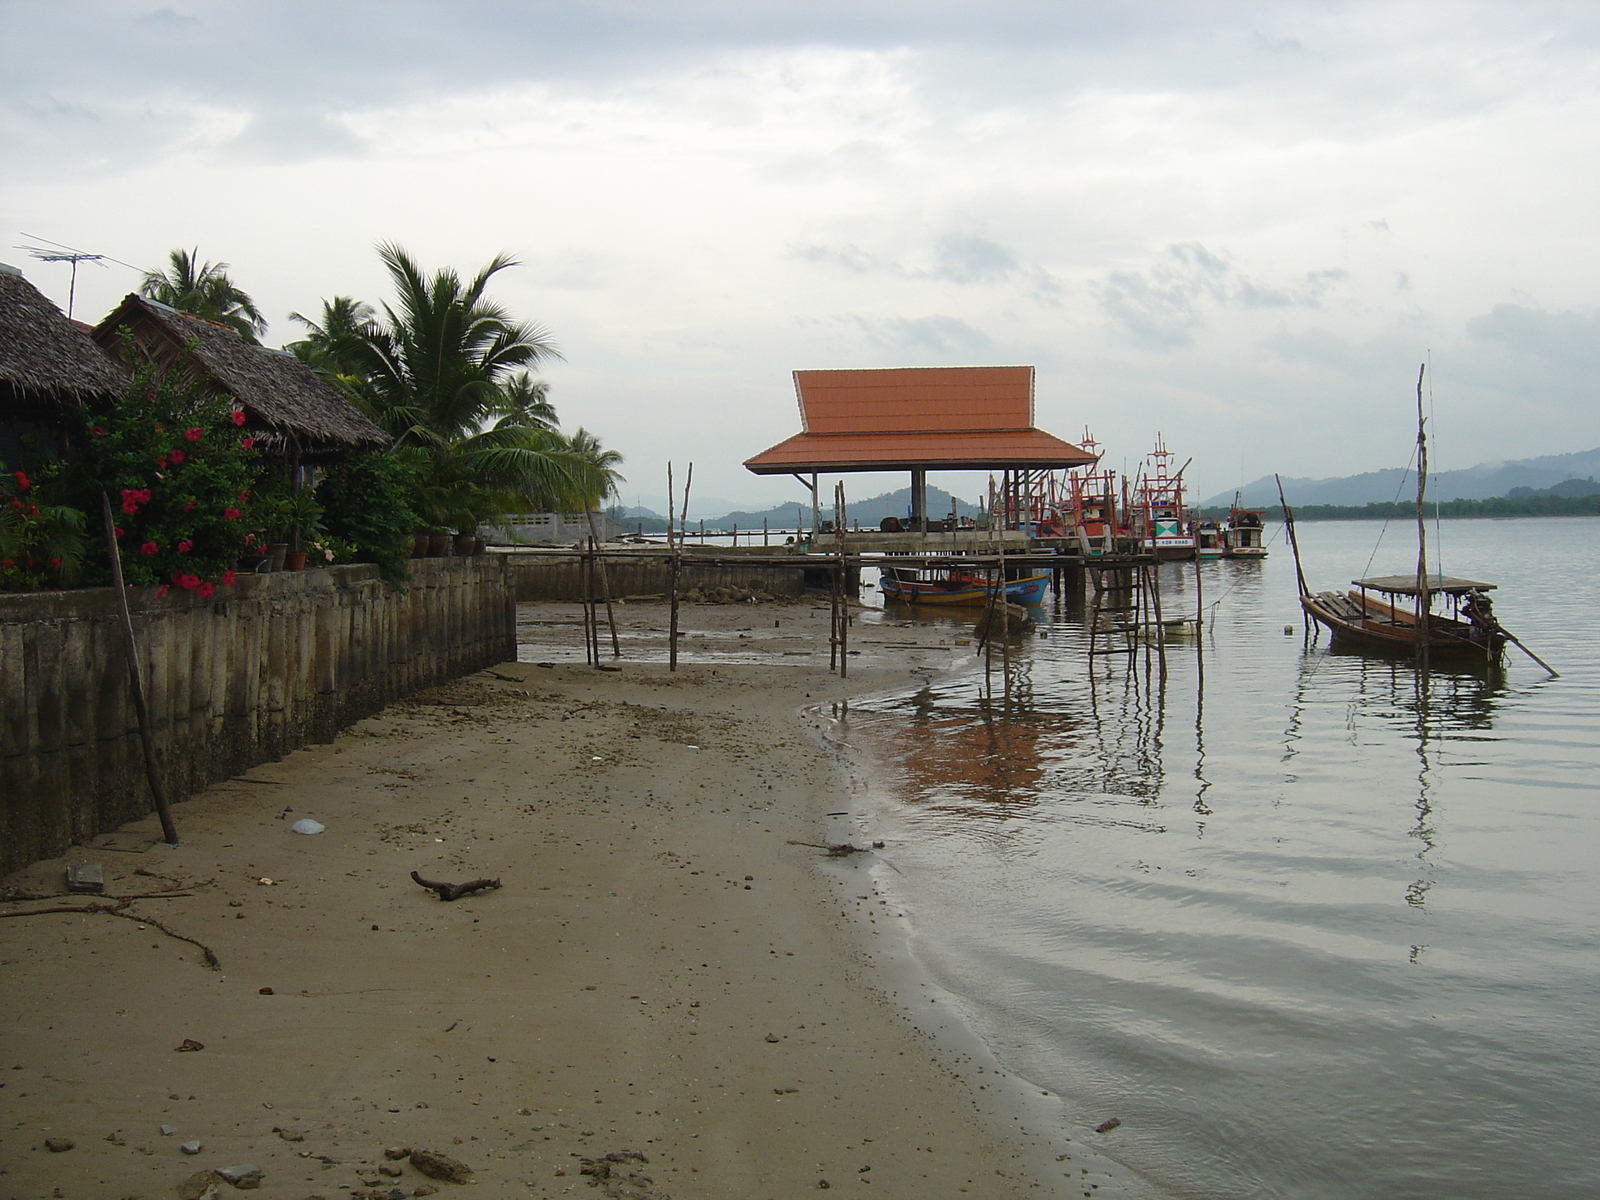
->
[290,818,325,836]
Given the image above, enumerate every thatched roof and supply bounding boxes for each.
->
[0,263,129,420]
[92,293,388,458]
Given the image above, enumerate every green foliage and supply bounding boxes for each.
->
[316,449,422,581]
[1200,496,1600,521]
[140,248,267,343]
[59,356,263,596]
[0,468,88,591]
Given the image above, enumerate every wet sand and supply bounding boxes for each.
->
[0,600,1128,1199]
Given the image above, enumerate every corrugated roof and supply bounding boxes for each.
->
[745,365,1095,474]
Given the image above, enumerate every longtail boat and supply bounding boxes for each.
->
[1300,575,1505,662]
[879,565,1049,606]
[1278,364,1555,676]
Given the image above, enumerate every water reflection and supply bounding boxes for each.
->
[842,527,1599,1199]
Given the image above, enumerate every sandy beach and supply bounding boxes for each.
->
[1,599,1137,1200]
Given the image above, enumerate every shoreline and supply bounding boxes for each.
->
[0,600,1068,1198]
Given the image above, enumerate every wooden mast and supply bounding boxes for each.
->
[1414,363,1430,670]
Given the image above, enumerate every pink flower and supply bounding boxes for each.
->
[13,471,28,490]
[173,572,201,590]
[195,581,216,600]
[91,425,106,437]
[222,507,241,521]
[155,456,168,470]
[184,427,203,442]
[240,437,254,450]
[231,410,246,426]
[139,541,158,556]
[183,499,197,513]
[221,570,236,588]
[113,526,124,539]
[244,533,256,547]
[238,489,249,502]
[177,540,193,553]
[49,557,61,571]
[169,449,185,465]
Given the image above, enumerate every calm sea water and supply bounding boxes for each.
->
[841,518,1600,1200]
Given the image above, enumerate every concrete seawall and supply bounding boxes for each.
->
[0,558,514,875]
[508,551,807,602]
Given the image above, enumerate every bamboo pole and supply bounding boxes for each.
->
[835,481,849,678]
[585,509,621,659]
[100,493,179,846]
[668,464,680,672]
[1414,363,1431,673]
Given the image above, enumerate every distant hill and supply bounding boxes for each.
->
[1204,448,1600,508]
[703,486,982,531]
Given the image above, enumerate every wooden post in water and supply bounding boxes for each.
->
[763,517,769,546]
[835,481,849,677]
[668,464,680,672]
[585,509,621,659]
[101,493,179,847]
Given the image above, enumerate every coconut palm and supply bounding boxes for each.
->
[286,296,377,385]
[565,427,625,507]
[140,248,267,342]
[352,243,610,530]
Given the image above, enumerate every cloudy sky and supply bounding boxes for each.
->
[4,1,1597,511]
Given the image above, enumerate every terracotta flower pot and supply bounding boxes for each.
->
[410,532,430,559]
[429,533,450,557]
[454,533,476,557]
[284,550,308,571]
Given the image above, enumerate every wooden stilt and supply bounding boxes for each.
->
[101,493,179,847]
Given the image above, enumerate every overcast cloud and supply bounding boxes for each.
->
[4,1,1597,507]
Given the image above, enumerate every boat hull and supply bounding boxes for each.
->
[881,572,1050,607]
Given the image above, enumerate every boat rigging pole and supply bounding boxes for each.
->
[1414,363,1430,671]
[1275,474,1309,599]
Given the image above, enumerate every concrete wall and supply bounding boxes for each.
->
[509,552,806,602]
[0,558,515,876]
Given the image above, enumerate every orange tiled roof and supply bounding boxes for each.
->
[744,365,1095,474]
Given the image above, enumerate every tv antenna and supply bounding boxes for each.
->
[15,234,141,320]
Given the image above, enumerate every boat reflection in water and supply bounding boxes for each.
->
[837,550,1596,1200]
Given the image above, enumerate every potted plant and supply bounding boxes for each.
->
[284,488,326,570]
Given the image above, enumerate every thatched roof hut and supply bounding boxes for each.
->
[0,263,129,423]
[92,293,388,461]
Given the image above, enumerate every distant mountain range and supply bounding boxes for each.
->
[610,486,982,530]
[1203,448,1600,508]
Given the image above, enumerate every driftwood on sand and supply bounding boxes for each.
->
[410,871,503,901]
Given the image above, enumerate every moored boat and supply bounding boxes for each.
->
[879,565,1050,606]
[1134,434,1196,560]
[1301,575,1505,662]
[1222,495,1268,559]
[1193,517,1225,559]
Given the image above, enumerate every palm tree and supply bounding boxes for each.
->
[353,243,609,530]
[287,296,376,379]
[565,427,625,509]
[140,248,267,342]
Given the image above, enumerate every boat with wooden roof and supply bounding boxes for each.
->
[1301,574,1505,661]
[1133,434,1197,561]
[1279,364,1555,676]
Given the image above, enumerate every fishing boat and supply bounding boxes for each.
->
[1134,435,1197,560]
[1193,516,1225,559]
[1222,495,1268,559]
[1300,575,1505,662]
[1281,364,1553,675]
[879,564,1050,606]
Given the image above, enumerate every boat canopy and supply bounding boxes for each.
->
[1353,574,1496,597]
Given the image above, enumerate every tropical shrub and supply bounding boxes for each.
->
[0,468,88,591]
[59,358,263,596]
[316,448,422,581]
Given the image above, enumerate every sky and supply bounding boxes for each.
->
[4,1,1598,513]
